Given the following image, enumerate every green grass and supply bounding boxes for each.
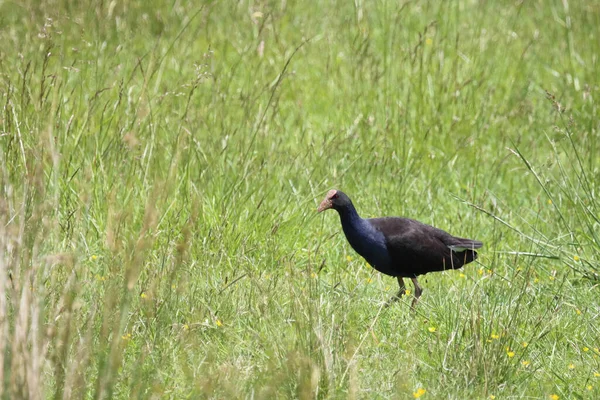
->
[1,0,599,398]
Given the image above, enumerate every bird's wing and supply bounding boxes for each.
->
[439,234,483,250]
[367,217,479,274]
[368,217,453,260]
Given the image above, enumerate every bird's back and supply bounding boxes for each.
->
[367,217,482,277]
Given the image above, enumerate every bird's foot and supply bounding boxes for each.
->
[409,277,423,310]
[384,294,402,308]
[384,289,406,308]
[410,296,419,310]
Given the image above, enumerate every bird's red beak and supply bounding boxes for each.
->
[317,198,332,213]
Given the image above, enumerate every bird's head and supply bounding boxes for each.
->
[317,189,351,213]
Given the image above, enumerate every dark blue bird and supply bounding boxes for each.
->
[318,189,483,307]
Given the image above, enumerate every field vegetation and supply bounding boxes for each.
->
[0,0,599,398]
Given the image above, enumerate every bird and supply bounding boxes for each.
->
[317,189,483,308]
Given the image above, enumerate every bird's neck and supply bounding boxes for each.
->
[338,203,365,232]
[337,203,389,270]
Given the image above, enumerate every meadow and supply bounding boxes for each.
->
[0,0,599,398]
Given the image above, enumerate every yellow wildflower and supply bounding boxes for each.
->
[459,273,466,278]
[547,199,552,205]
[140,292,148,299]
[122,333,132,340]
[522,342,528,348]
[568,363,575,370]
[428,327,436,333]
[583,347,589,352]
[216,319,223,327]
[346,255,353,262]
[425,38,433,46]
[413,388,426,398]
[311,272,317,279]
[365,277,372,283]
[574,255,580,261]
[183,324,189,331]
[594,371,600,377]
[550,395,559,400]
[507,350,515,358]
[575,309,582,315]
[491,334,500,340]
[521,360,530,367]
[90,255,98,261]
[587,385,592,391]
[489,396,496,400]
[405,289,411,296]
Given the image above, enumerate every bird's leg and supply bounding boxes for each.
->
[385,277,406,307]
[410,277,423,309]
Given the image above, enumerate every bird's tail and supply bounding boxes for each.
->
[457,249,478,264]
[447,238,483,252]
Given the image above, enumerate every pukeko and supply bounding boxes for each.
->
[318,189,483,308]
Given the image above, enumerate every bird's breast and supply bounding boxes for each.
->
[342,220,391,272]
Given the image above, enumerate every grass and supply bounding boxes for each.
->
[0,0,599,398]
